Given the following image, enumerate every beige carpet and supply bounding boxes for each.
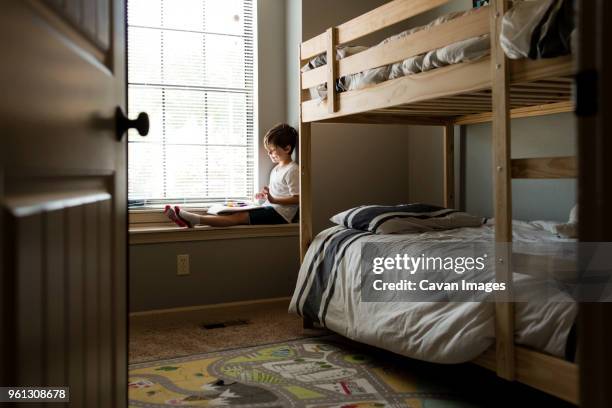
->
[129,299,319,363]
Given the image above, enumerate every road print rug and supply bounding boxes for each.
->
[129,335,477,407]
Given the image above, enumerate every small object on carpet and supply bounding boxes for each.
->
[201,319,249,330]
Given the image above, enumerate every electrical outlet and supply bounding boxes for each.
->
[177,254,190,276]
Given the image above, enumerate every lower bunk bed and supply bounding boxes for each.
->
[289,210,579,403]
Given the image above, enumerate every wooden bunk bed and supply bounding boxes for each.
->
[297,0,578,404]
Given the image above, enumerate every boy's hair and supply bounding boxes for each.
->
[264,123,298,154]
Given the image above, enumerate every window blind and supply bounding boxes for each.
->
[127,0,255,206]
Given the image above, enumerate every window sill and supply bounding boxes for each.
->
[129,223,299,245]
[129,206,211,225]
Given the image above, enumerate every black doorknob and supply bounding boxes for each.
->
[116,107,149,140]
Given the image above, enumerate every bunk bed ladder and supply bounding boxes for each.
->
[490,0,515,381]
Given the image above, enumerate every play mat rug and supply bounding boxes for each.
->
[129,336,478,407]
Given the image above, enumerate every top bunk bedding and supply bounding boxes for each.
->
[303,0,575,101]
[299,0,576,123]
[289,219,577,364]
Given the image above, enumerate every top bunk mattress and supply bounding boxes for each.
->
[303,0,575,101]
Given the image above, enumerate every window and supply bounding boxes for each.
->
[127,0,255,206]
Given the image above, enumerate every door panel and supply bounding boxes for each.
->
[84,202,100,408]
[44,0,111,53]
[45,210,67,389]
[97,0,111,49]
[16,214,44,386]
[99,199,113,408]
[577,1,612,407]
[5,190,118,405]
[1,0,126,405]
[66,204,85,406]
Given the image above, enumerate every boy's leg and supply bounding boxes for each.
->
[196,212,249,227]
[164,205,189,227]
[175,206,249,227]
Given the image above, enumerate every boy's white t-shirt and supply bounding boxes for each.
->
[265,161,299,223]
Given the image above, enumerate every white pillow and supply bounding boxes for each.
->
[523,205,578,238]
[330,203,484,234]
[555,204,578,238]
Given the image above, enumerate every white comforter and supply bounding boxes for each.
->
[289,220,577,364]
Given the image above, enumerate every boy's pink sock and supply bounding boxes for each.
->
[174,206,200,227]
[164,205,190,228]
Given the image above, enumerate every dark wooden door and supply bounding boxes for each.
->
[1,1,127,406]
[577,0,612,407]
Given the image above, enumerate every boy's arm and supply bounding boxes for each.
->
[265,165,300,205]
[268,194,299,205]
[263,186,299,205]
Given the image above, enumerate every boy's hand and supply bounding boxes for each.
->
[263,186,276,204]
[254,186,268,201]
[254,191,265,200]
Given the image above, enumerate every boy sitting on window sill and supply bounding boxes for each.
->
[164,123,299,228]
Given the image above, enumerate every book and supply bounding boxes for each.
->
[206,201,263,215]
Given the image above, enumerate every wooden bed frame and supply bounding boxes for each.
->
[297,0,578,404]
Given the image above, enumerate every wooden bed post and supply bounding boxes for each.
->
[299,122,312,263]
[443,124,455,208]
[326,27,338,113]
[490,0,515,381]
[298,45,313,263]
[299,44,314,329]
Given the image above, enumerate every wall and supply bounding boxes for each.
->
[258,0,287,188]
[285,0,301,128]
[129,0,298,312]
[310,123,411,234]
[463,113,576,221]
[406,126,447,206]
[130,236,299,311]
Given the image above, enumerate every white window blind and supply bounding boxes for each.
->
[127,0,255,206]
